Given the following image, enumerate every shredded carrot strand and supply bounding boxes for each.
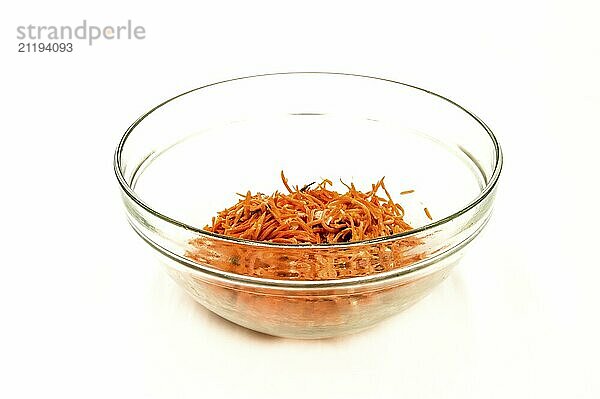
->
[424,207,433,221]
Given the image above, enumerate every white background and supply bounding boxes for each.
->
[2,1,599,398]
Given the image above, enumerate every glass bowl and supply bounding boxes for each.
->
[114,72,502,339]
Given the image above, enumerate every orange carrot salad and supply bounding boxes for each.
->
[186,172,429,280]
[204,171,415,244]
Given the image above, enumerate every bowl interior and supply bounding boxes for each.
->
[119,73,495,236]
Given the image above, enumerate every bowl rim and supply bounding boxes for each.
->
[115,71,502,247]
[114,72,502,286]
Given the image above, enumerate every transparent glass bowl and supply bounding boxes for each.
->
[114,72,502,339]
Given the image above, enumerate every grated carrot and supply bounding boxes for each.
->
[186,172,430,280]
[204,171,415,244]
